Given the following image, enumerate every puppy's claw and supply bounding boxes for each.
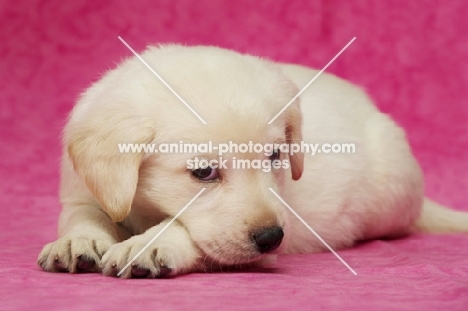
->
[101,262,120,277]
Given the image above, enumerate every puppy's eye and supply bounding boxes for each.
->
[191,166,219,181]
[269,149,280,161]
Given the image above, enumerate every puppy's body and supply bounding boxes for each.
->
[280,64,424,254]
[38,45,468,277]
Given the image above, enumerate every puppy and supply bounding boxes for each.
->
[38,45,468,278]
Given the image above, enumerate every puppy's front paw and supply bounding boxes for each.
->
[38,235,113,273]
[101,225,200,278]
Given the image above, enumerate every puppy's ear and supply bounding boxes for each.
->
[286,101,304,180]
[65,108,155,222]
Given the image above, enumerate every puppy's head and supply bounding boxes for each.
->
[66,45,304,265]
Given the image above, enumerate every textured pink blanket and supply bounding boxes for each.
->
[1,1,467,310]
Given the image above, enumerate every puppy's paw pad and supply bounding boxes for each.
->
[157,265,172,278]
[53,255,69,272]
[131,265,151,278]
[76,254,96,272]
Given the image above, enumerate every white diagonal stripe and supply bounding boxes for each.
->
[118,36,207,124]
[268,37,356,124]
[269,188,357,275]
[117,188,206,276]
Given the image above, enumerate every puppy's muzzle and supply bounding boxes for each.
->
[251,226,284,253]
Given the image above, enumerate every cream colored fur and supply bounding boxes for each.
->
[38,45,468,278]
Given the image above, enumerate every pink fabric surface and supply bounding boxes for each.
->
[1,1,467,310]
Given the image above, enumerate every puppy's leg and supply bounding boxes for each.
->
[101,219,200,278]
[37,205,128,273]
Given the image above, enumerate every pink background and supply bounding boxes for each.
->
[1,0,467,310]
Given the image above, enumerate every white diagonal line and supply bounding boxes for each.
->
[117,188,206,276]
[118,36,207,124]
[268,37,356,124]
[268,188,357,275]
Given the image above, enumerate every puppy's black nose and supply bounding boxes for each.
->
[252,226,284,253]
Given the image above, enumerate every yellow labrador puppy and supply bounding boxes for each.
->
[38,45,468,278]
